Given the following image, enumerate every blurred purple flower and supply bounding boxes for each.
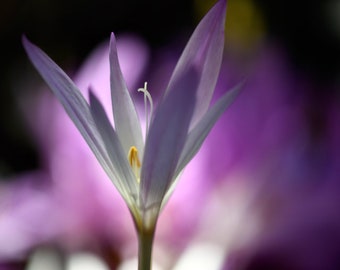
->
[206,47,340,270]
[160,42,339,270]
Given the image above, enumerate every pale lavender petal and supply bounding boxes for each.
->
[22,36,112,178]
[175,82,242,178]
[109,33,144,156]
[140,68,199,212]
[89,90,138,204]
[75,34,149,102]
[166,0,227,126]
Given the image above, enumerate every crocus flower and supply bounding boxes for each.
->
[22,0,239,268]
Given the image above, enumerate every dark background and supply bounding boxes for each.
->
[0,0,339,177]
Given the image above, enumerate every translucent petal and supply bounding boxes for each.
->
[109,33,144,157]
[140,68,199,213]
[89,90,138,204]
[160,84,241,208]
[22,36,113,184]
[166,0,227,126]
[174,82,242,179]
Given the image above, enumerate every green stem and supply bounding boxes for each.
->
[137,227,155,270]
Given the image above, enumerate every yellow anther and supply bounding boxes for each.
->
[128,146,141,168]
[128,146,141,183]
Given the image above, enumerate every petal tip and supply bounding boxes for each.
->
[212,0,227,22]
[22,34,32,51]
[110,32,117,47]
[219,0,227,9]
[110,32,116,40]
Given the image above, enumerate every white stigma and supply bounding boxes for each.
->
[138,82,153,136]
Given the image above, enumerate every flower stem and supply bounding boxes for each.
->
[137,226,155,270]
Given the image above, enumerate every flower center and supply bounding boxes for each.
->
[128,146,141,183]
[138,82,153,136]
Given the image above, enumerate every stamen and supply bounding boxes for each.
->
[128,146,141,183]
[138,82,153,135]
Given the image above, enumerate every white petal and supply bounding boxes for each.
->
[165,0,227,127]
[22,36,113,183]
[109,33,144,156]
[89,90,138,204]
[140,68,199,213]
